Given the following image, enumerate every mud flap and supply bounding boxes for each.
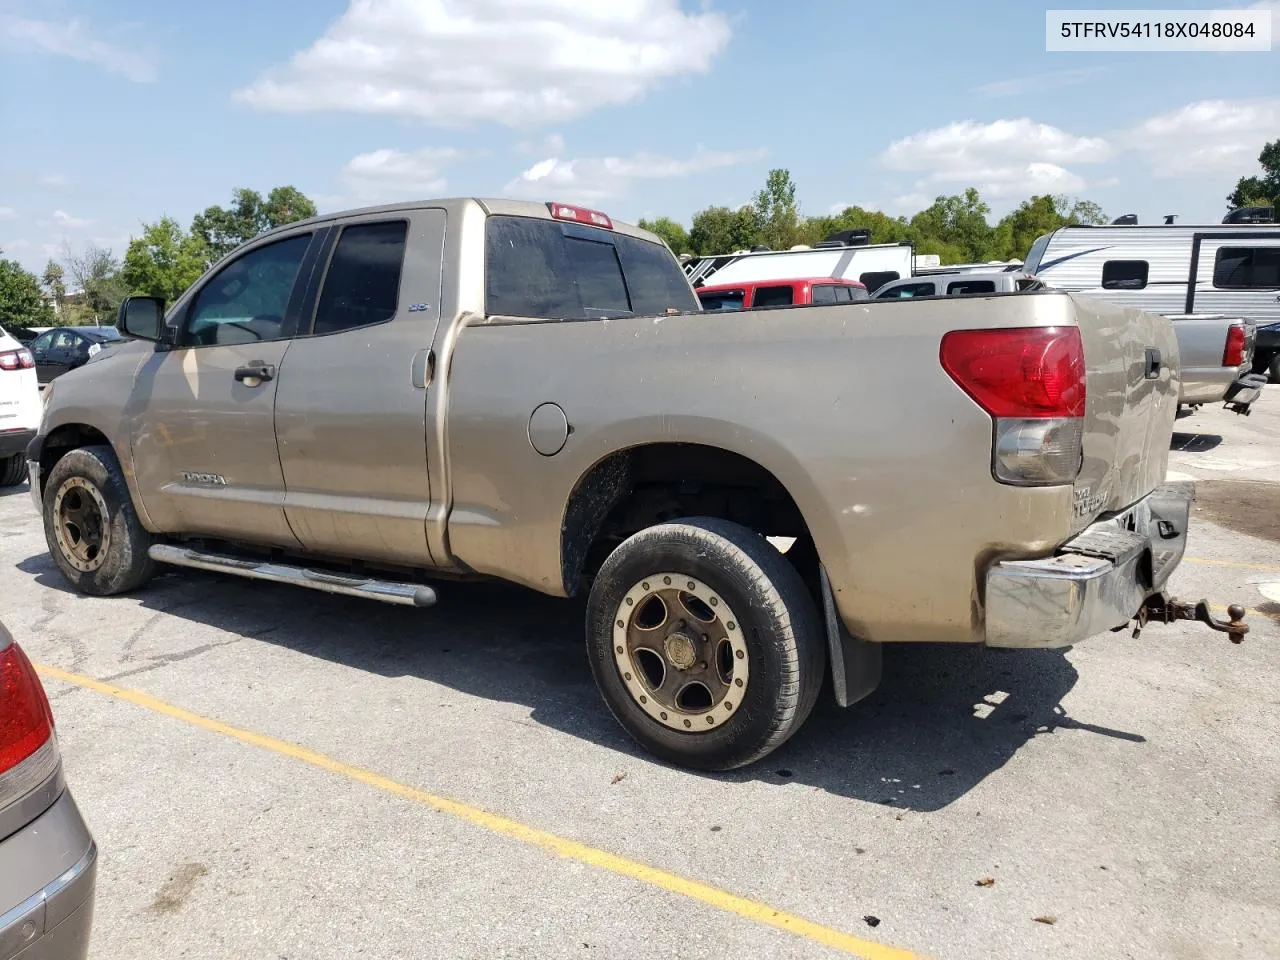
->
[819,565,883,707]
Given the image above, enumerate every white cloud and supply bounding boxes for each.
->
[880,118,1111,201]
[0,16,155,82]
[975,66,1109,98]
[1128,98,1280,177]
[52,210,92,228]
[0,207,17,221]
[234,0,731,128]
[337,147,464,204]
[502,146,764,203]
[39,173,69,189]
[514,132,567,156]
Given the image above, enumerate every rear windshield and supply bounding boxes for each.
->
[485,215,699,319]
[698,291,746,311]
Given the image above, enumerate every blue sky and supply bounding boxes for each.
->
[1,0,1277,274]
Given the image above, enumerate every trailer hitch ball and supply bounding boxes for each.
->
[1136,595,1249,644]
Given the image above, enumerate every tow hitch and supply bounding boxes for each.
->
[1132,594,1249,644]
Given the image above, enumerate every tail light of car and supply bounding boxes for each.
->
[1222,323,1247,367]
[0,635,59,808]
[0,348,35,371]
[940,326,1086,486]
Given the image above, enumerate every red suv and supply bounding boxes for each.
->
[696,277,869,312]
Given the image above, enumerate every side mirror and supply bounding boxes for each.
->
[118,296,167,342]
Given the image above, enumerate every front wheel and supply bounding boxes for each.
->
[42,445,155,596]
[586,517,826,771]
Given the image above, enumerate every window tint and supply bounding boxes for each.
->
[753,285,794,307]
[698,291,746,312]
[811,284,838,304]
[485,216,697,319]
[947,279,997,295]
[1213,247,1280,289]
[313,221,407,335]
[185,234,311,346]
[847,285,870,301]
[876,282,936,299]
[1016,277,1045,291]
[52,330,79,350]
[859,271,900,292]
[30,332,53,352]
[564,237,630,315]
[613,234,698,315]
[1101,260,1149,290]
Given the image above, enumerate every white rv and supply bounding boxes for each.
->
[683,242,916,293]
[1024,210,1279,396]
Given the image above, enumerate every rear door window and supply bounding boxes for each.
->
[485,215,697,319]
[752,285,795,307]
[946,279,997,295]
[811,284,838,304]
[312,221,408,335]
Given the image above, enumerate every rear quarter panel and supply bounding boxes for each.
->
[444,292,1095,645]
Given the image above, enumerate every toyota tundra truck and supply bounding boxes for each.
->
[24,198,1247,771]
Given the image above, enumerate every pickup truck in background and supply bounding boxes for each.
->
[873,270,1045,298]
[26,198,1247,771]
[696,276,868,311]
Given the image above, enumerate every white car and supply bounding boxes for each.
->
[0,327,42,486]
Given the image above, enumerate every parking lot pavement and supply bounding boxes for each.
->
[1,387,1277,960]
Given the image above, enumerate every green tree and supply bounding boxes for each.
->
[122,217,211,304]
[994,195,1110,261]
[753,168,801,250]
[910,189,996,262]
[637,216,691,255]
[191,185,318,265]
[63,244,126,322]
[0,253,55,328]
[688,205,763,255]
[41,260,66,316]
[1227,139,1280,209]
[800,206,918,247]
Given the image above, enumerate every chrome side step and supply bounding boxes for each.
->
[148,544,438,608]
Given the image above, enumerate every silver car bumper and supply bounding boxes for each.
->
[27,460,41,514]
[0,790,97,960]
[985,482,1192,649]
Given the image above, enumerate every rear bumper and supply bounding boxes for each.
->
[1178,365,1249,405]
[1222,372,1268,412]
[0,429,35,460]
[985,482,1192,649]
[0,790,97,960]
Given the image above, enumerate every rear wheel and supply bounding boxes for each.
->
[42,445,155,596]
[586,517,825,771]
[0,453,25,487]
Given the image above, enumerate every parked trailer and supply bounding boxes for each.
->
[683,242,915,293]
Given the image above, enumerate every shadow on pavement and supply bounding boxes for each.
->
[1170,431,1223,452]
[17,550,1145,812]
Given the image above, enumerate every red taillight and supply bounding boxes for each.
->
[1223,323,1246,367]
[0,641,55,775]
[0,348,35,371]
[940,326,1086,418]
[547,202,613,230]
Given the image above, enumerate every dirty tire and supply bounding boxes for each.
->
[42,445,155,596]
[586,517,825,771]
[0,453,25,487]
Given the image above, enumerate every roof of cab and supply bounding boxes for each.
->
[253,197,661,245]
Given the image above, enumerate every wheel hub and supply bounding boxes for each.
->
[612,573,750,733]
[52,476,111,573]
[663,629,698,670]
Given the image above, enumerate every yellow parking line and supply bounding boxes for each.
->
[1186,556,1280,574]
[35,663,925,960]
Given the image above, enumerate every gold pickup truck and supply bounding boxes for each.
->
[25,198,1246,770]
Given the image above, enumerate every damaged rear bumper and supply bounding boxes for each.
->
[985,482,1194,649]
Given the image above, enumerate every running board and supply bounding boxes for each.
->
[148,544,438,608]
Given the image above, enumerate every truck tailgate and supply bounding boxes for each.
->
[1071,295,1179,530]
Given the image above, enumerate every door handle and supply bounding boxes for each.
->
[234,362,276,384]
[1144,347,1161,380]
